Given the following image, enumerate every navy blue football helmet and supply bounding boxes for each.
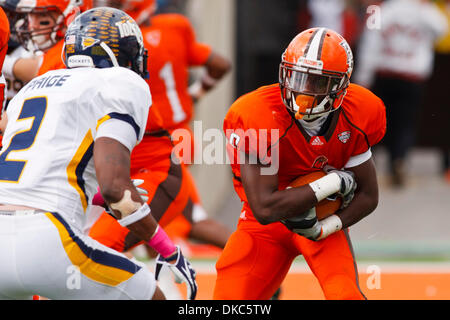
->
[63,7,148,78]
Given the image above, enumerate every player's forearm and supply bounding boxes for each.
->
[201,51,231,91]
[124,214,158,242]
[189,219,232,249]
[0,112,7,134]
[250,186,318,225]
[337,157,379,228]
[205,51,231,79]
[337,188,378,229]
[13,57,41,82]
[241,161,319,225]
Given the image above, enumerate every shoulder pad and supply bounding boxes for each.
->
[341,83,386,147]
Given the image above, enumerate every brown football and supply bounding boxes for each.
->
[289,171,342,220]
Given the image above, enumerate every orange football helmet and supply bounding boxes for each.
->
[6,0,91,52]
[93,0,156,25]
[279,28,353,120]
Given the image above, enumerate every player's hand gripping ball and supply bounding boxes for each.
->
[289,171,342,220]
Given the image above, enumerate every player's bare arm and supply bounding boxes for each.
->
[203,51,231,89]
[0,111,7,134]
[189,219,232,249]
[9,56,42,83]
[240,156,318,225]
[94,136,159,241]
[190,51,231,101]
[93,135,198,299]
[334,157,379,229]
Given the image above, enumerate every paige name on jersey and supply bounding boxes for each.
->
[24,74,71,92]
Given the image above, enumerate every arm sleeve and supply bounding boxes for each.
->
[93,69,151,148]
[181,15,212,66]
[346,86,387,157]
[424,4,449,39]
[95,118,137,152]
[344,148,372,168]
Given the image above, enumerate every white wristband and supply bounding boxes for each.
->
[201,72,218,87]
[317,214,342,240]
[118,203,151,227]
[2,54,20,78]
[308,172,341,202]
[188,80,203,99]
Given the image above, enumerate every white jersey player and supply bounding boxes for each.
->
[0,66,149,231]
[0,7,197,300]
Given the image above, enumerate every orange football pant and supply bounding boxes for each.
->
[162,126,204,240]
[213,212,366,300]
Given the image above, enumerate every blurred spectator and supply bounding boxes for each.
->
[354,0,448,187]
[418,0,450,183]
[297,0,362,50]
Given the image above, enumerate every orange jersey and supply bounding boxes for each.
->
[0,7,9,69]
[37,40,65,76]
[140,13,211,132]
[224,83,386,216]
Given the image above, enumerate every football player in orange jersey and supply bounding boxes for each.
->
[1,0,92,83]
[0,6,10,140]
[214,27,386,300]
[88,0,233,258]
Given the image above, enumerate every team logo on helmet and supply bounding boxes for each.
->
[116,20,143,42]
[81,36,100,50]
[297,57,323,70]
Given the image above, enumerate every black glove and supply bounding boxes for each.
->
[281,208,322,241]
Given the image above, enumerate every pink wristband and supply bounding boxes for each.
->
[92,187,105,207]
[147,226,176,258]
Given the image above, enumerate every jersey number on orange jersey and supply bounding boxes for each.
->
[159,62,187,123]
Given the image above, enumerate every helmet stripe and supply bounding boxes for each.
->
[316,28,328,60]
[302,28,320,58]
[305,27,327,61]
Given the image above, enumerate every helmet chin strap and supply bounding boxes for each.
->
[29,34,53,52]
[100,41,119,67]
